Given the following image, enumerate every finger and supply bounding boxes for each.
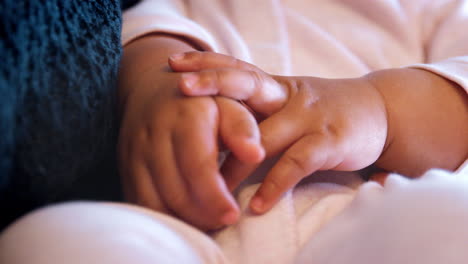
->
[129,159,171,214]
[221,154,260,192]
[172,98,239,227]
[118,130,171,214]
[179,69,287,116]
[169,51,261,72]
[222,108,303,191]
[146,131,203,223]
[250,134,333,214]
[215,97,265,164]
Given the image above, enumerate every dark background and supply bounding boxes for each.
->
[0,0,141,231]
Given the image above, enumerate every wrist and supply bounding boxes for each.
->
[118,34,197,111]
[359,74,392,159]
[365,68,468,176]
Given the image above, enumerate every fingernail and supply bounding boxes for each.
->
[222,211,238,225]
[250,196,263,213]
[182,73,199,90]
[169,53,185,61]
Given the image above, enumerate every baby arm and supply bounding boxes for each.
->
[366,68,468,177]
[169,51,468,213]
[118,36,264,229]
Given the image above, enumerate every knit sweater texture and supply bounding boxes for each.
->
[0,0,135,230]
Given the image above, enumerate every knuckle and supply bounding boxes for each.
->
[233,57,245,69]
[295,79,307,93]
[249,70,264,90]
[214,69,228,85]
[324,123,340,139]
[186,50,203,62]
[193,98,218,117]
[121,126,152,160]
[278,78,300,98]
[175,98,215,120]
[266,176,286,194]
[315,122,341,144]
[234,58,257,71]
[284,153,309,174]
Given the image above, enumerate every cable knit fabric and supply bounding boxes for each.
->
[0,0,131,230]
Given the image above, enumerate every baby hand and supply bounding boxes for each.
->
[169,51,388,214]
[118,57,264,229]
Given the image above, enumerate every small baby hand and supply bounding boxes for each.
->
[119,55,264,229]
[170,51,388,214]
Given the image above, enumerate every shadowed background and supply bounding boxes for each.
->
[0,0,140,230]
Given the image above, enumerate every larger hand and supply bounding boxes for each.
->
[118,37,264,230]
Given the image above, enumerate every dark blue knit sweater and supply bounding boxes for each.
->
[0,0,138,230]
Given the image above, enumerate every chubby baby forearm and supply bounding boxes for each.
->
[365,68,468,176]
